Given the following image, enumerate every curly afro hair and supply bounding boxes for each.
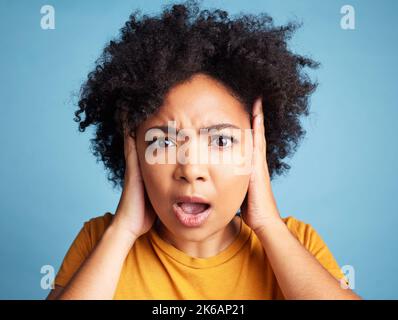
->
[74,0,319,190]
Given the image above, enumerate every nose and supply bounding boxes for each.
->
[174,163,208,183]
[172,135,209,184]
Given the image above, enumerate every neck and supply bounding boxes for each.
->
[155,215,242,258]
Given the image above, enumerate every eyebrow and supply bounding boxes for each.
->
[145,123,241,134]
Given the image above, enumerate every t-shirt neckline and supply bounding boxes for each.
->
[148,216,252,269]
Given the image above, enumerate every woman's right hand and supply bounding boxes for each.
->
[51,129,157,300]
[112,129,157,239]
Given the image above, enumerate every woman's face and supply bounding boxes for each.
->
[136,73,253,242]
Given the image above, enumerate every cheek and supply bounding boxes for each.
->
[138,151,173,212]
[144,165,171,191]
[211,166,250,211]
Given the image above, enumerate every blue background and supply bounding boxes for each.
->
[0,0,397,299]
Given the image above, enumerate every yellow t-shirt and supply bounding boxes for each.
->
[54,213,347,299]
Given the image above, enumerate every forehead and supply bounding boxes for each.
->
[140,74,250,130]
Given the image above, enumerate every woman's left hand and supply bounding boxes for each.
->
[241,97,283,234]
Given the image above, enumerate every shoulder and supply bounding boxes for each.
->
[280,215,346,282]
[84,211,114,229]
[281,215,312,236]
[281,215,328,253]
[53,212,115,288]
[282,215,314,236]
[81,212,115,248]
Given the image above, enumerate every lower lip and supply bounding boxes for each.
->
[172,203,212,227]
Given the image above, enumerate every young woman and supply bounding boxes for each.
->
[47,0,361,300]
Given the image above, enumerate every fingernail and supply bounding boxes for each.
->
[257,97,262,108]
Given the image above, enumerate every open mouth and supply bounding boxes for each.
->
[172,202,212,227]
[176,202,211,214]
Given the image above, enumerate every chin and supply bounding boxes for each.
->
[175,218,232,241]
[171,223,213,241]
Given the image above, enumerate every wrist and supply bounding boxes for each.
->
[252,216,287,239]
[107,217,139,248]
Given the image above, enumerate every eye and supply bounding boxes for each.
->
[209,135,235,148]
[149,137,176,148]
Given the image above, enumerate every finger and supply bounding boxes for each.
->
[123,130,132,161]
[123,121,138,160]
[252,97,266,157]
[125,134,138,162]
[254,97,266,139]
[252,96,263,119]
